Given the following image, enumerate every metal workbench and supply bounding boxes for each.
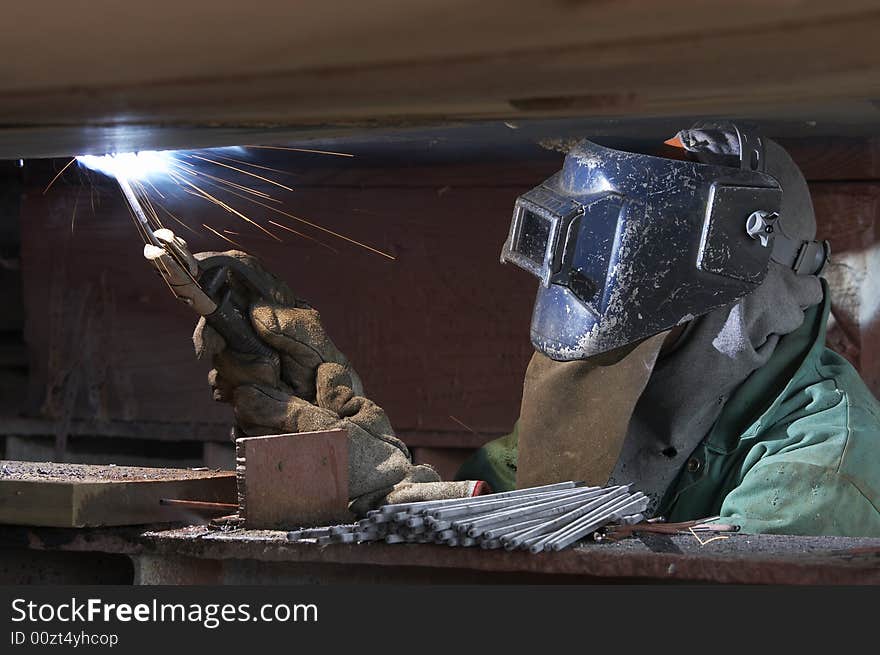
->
[1,523,877,585]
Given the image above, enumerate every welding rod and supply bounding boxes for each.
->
[550,493,647,542]
[429,486,600,522]
[329,524,359,536]
[499,519,566,547]
[287,524,357,541]
[407,491,552,525]
[458,487,624,534]
[377,481,582,515]
[690,524,740,532]
[476,502,611,546]
[520,493,643,553]
[294,482,653,554]
[500,488,631,547]
[425,485,599,519]
[354,529,385,542]
[116,175,162,247]
[466,486,623,533]
[538,493,649,553]
[481,516,549,541]
[426,518,453,531]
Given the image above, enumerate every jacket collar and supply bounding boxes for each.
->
[705,279,831,453]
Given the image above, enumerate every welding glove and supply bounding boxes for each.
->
[231,361,480,515]
[515,332,669,489]
[191,249,357,404]
[193,251,486,515]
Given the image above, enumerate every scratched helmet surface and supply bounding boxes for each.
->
[501,123,828,360]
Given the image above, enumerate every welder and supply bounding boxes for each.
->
[187,121,880,535]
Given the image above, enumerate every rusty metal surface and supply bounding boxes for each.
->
[2,522,878,584]
[141,526,880,585]
[237,430,351,529]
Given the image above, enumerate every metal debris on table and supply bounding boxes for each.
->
[594,516,740,542]
[287,481,651,553]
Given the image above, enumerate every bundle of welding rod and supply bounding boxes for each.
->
[287,481,649,554]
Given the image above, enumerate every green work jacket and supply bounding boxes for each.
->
[456,283,880,536]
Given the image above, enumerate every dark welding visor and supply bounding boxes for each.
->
[503,190,584,285]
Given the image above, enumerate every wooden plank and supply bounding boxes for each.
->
[236,430,350,528]
[0,461,236,527]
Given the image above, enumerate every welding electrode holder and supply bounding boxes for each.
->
[195,257,280,365]
[143,230,279,366]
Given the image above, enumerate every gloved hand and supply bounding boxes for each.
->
[190,249,345,404]
[192,251,486,515]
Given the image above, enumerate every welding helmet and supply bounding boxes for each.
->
[501,124,829,360]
